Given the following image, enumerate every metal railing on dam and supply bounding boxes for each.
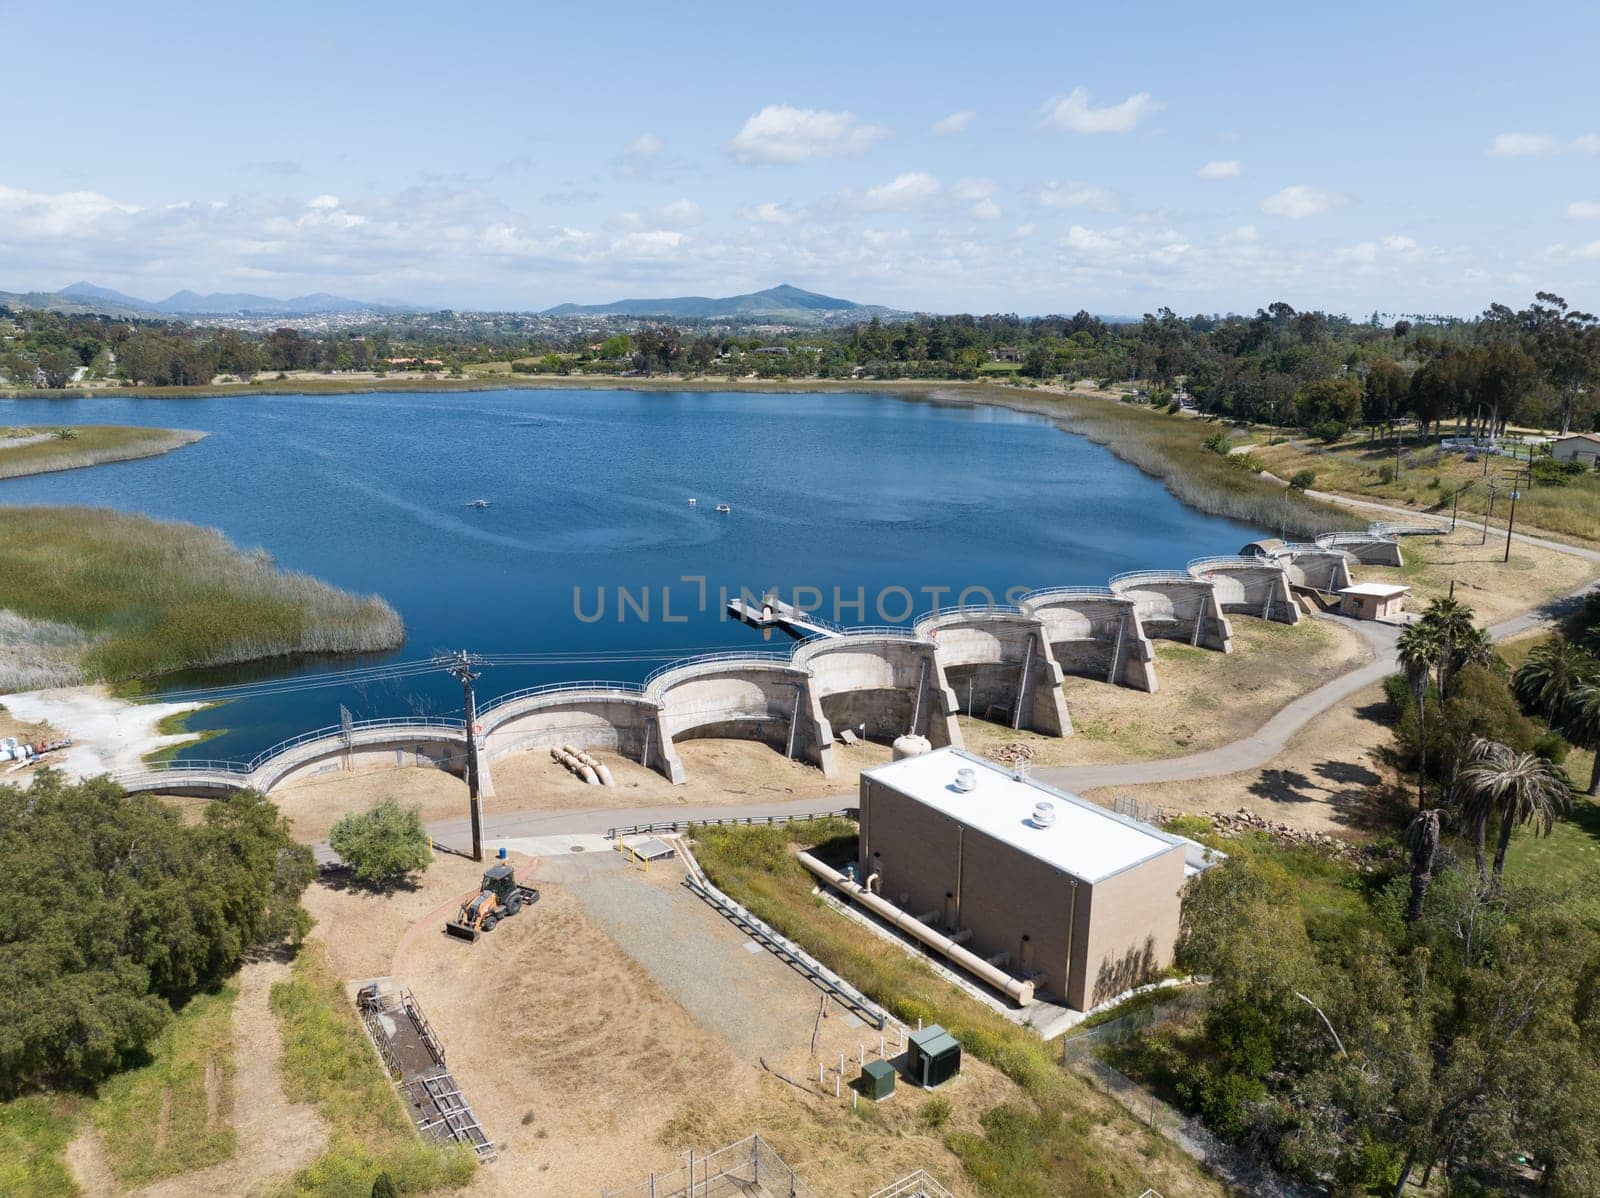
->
[124,715,466,777]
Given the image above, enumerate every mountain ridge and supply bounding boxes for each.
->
[540,283,897,321]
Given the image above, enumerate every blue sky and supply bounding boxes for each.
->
[2,0,1598,316]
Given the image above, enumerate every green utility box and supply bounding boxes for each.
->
[860,1058,896,1101]
[908,1024,962,1088]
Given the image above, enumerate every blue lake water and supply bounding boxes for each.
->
[0,389,1261,760]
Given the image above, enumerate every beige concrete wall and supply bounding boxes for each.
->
[1024,594,1159,692]
[482,696,669,775]
[1075,845,1186,1009]
[861,774,1182,1008]
[922,615,1071,735]
[1193,564,1299,625]
[1111,579,1232,652]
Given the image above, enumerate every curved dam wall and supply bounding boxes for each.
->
[1021,589,1159,693]
[121,536,1403,798]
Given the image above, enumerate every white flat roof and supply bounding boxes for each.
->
[1339,582,1409,598]
[864,747,1181,883]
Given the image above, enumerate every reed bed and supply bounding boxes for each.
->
[0,506,403,684]
[0,609,89,692]
[1028,393,1348,538]
[0,426,205,479]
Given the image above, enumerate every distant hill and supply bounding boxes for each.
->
[540,283,896,321]
[0,281,423,318]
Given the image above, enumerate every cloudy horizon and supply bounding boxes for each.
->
[3,1,1598,318]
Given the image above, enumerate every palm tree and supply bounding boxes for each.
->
[1450,625,1497,679]
[1403,809,1441,923]
[1419,596,1477,699]
[1512,636,1596,723]
[1398,621,1445,809]
[1562,681,1600,797]
[1457,737,1572,884]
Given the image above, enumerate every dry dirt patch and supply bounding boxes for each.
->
[961,615,1370,769]
[392,874,753,1196]
[1084,679,1400,834]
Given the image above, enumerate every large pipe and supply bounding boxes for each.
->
[798,851,1035,1005]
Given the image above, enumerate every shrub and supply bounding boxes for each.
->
[1165,399,1181,414]
[1377,464,1396,484]
[920,1094,952,1130]
[328,801,431,886]
[1532,730,1570,764]
[1310,420,1348,444]
[1202,430,1231,455]
[1289,469,1316,492]
[1530,457,1587,487]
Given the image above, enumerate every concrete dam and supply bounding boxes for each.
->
[114,527,1408,799]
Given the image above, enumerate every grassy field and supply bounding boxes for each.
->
[269,940,476,1198]
[1250,431,1600,545]
[92,983,239,1186]
[0,1096,79,1198]
[690,819,1220,1198]
[0,425,204,479]
[0,506,402,687]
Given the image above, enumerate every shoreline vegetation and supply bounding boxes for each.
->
[0,424,205,479]
[0,507,402,691]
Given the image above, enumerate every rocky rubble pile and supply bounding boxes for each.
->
[985,741,1037,766]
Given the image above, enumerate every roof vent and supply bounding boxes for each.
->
[954,768,977,793]
[1030,801,1057,828]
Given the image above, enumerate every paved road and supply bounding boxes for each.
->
[1304,488,1600,565]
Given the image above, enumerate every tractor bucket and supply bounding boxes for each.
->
[443,921,480,943]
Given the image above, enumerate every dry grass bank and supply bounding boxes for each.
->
[1251,432,1600,546]
[0,507,402,685]
[0,425,204,479]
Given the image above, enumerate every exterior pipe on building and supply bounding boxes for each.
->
[798,851,1035,1005]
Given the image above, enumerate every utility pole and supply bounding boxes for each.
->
[1503,468,1528,564]
[1480,484,1496,547]
[436,650,486,861]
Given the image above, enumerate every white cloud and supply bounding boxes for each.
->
[743,201,798,225]
[933,110,976,135]
[972,198,1002,221]
[1030,180,1117,211]
[864,171,941,209]
[627,133,665,157]
[1039,87,1161,134]
[1488,131,1600,157]
[656,198,700,226]
[729,105,888,164]
[950,177,996,201]
[0,182,140,236]
[1197,159,1241,179]
[1261,185,1349,219]
[1225,225,1259,244]
[1566,201,1600,220]
[1489,132,1560,157]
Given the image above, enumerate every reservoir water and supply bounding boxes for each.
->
[0,389,1261,761]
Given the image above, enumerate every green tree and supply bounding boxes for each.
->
[327,800,432,886]
[371,1173,400,1198]
[1458,737,1572,883]
[1512,635,1596,722]
[1397,621,1444,808]
[0,773,313,1095]
[1403,809,1441,923]
[1561,681,1600,796]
